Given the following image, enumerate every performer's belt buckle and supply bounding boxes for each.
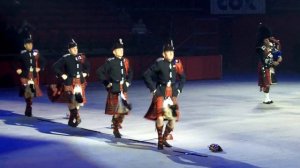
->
[167,81,171,87]
[73,84,82,94]
[28,79,34,85]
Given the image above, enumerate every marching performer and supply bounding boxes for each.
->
[143,40,186,150]
[96,38,133,138]
[15,35,45,117]
[257,23,281,104]
[52,39,90,127]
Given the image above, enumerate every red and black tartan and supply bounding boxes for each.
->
[105,90,129,115]
[144,86,180,121]
[104,58,131,115]
[258,63,271,91]
[47,78,87,104]
[20,72,43,97]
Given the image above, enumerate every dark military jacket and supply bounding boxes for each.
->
[96,56,133,93]
[53,53,90,86]
[256,45,273,69]
[16,49,46,78]
[143,57,186,97]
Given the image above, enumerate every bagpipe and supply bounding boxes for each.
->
[269,40,282,84]
[268,37,282,62]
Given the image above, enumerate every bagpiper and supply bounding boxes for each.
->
[257,23,281,104]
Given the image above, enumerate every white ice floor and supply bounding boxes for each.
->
[1,74,300,168]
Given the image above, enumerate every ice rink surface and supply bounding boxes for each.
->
[1,74,300,168]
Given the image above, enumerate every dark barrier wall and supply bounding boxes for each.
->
[0,55,222,87]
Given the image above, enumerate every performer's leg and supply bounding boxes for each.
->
[118,114,125,127]
[68,103,81,127]
[25,98,32,117]
[112,114,122,138]
[156,116,164,150]
[68,107,76,127]
[111,115,123,129]
[66,111,70,119]
[263,87,273,104]
[163,120,175,147]
[24,83,33,117]
[75,107,81,126]
[111,116,114,128]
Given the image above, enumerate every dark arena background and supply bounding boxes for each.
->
[1,0,300,168]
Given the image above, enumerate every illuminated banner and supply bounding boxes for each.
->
[211,0,266,14]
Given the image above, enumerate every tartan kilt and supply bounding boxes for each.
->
[144,87,180,121]
[20,77,43,97]
[258,63,271,89]
[105,91,129,115]
[47,79,87,104]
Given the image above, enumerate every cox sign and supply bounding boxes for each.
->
[211,0,266,14]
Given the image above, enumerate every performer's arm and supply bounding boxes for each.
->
[277,56,282,63]
[82,56,91,77]
[126,63,133,85]
[37,51,46,72]
[258,47,271,67]
[53,57,65,79]
[15,54,22,75]
[143,63,158,92]
[175,59,186,93]
[270,37,281,51]
[96,61,110,87]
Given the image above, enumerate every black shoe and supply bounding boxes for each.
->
[113,130,122,138]
[263,100,273,104]
[68,114,77,127]
[25,107,32,117]
[68,121,76,127]
[157,143,163,150]
[163,141,172,148]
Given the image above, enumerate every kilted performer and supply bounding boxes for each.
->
[52,39,90,127]
[143,40,186,150]
[257,23,281,104]
[15,35,45,117]
[96,38,133,138]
